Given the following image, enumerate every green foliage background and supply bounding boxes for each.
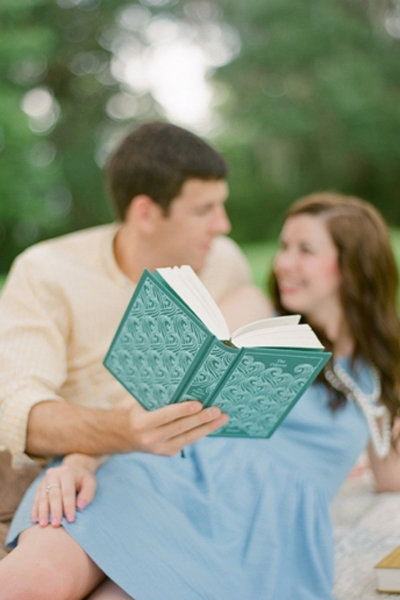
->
[215,0,400,242]
[1,0,399,271]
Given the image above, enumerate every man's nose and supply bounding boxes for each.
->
[212,206,231,235]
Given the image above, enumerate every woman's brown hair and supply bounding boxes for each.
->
[269,192,400,422]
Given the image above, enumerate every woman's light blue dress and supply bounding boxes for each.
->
[7,359,372,600]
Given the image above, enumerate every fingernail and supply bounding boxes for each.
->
[31,517,38,524]
[66,513,75,523]
[39,519,47,527]
[77,500,87,510]
[51,518,60,527]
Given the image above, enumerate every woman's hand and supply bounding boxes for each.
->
[31,453,104,528]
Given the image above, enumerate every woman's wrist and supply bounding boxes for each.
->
[62,452,108,473]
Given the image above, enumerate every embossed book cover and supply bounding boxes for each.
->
[104,266,331,438]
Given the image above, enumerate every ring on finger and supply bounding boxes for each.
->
[45,483,59,494]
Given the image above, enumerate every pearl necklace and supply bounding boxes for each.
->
[324,363,391,458]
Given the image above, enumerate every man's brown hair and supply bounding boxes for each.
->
[105,121,228,219]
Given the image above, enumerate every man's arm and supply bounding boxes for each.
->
[26,399,228,458]
[26,282,271,458]
[0,251,226,464]
[219,284,273,332]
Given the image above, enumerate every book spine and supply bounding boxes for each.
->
[171,334,216,403]
[205,347,244,406]
[178,340,240,406]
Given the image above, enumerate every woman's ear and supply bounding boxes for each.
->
[125,195,164,234]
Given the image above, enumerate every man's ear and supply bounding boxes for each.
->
[125,195,164,233]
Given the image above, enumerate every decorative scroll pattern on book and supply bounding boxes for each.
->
[185,342,237,403]
[105,278,208,409]
[211,356,317,437]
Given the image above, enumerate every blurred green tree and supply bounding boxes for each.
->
[213,0,400,241]
[0,0,168,272]
[0,0,399,271]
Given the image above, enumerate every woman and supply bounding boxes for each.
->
[2,192,400,599]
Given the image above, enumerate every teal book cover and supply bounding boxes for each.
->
[103,268,331,438]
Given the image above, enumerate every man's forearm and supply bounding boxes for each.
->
[26,397,228,459]
[26,401,133,457]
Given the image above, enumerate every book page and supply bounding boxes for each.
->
[156,267,324,350]
[232,323,324,349]
[156,266,230,339]
[231,314,301,339]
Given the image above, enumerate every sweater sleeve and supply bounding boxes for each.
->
[0,250,69,467]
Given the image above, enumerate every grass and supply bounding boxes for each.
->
[391,230,400,265]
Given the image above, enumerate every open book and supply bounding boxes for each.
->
[104,266,331,438]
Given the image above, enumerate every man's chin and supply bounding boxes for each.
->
[169,258,204,273]
[189,254,209,273]
[191,262,204,274]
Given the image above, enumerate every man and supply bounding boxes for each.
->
[0,121,268,554]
